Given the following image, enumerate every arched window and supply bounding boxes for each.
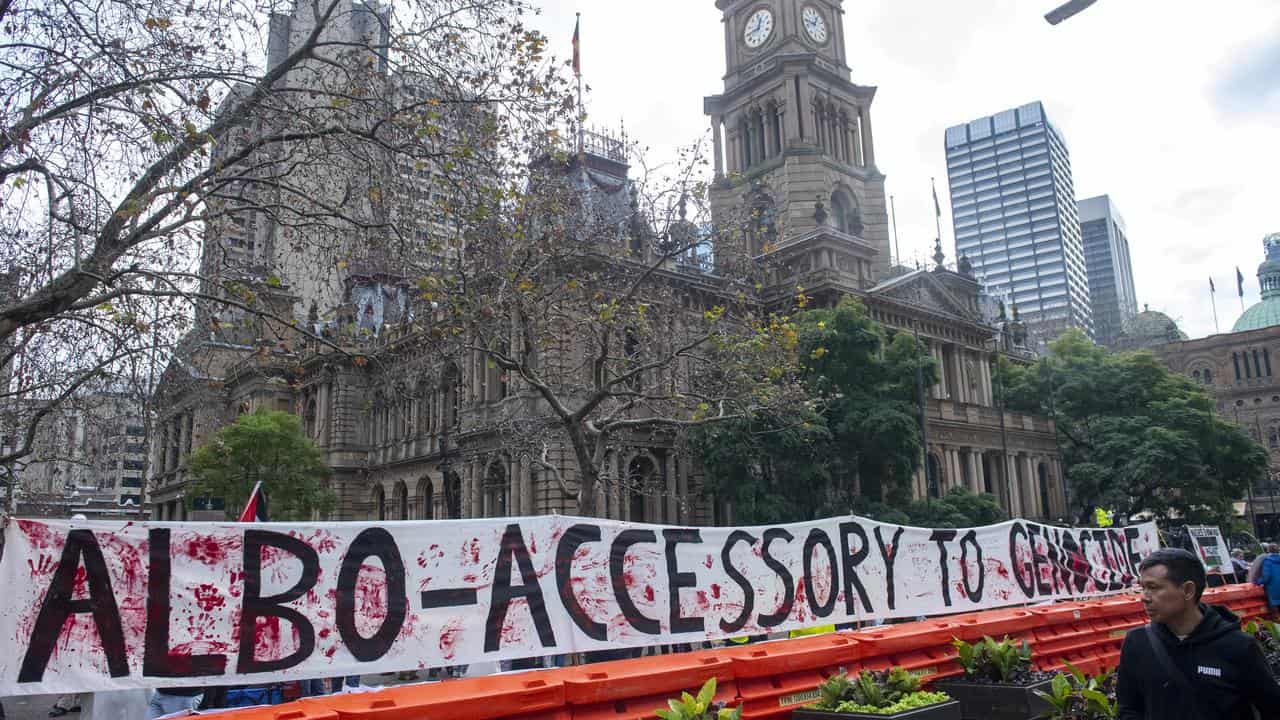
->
[627,455,658,523]
[394,481,409,520]
[1193,370,1201,383]
[484,460,509,518]
[372,485,387,521]
[443,470,462,519]
[739,118,753,169]
[442,363,460,428]
[830,189,863,236]
[768,101,783,157]
[926,454,941,499]
[416,476,433,520]
[1204,368,1213,384]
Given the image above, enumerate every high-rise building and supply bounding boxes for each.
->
[1078,195,1137,347]
[944,102,1092,345]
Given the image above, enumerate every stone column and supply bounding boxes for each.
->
[461,462,474,519]
[968,450,982,493]
[858,104,876,168]
[932,345,947,399]
[678,458,690,524]
[665,453,678,524]
[955,352,970,404]
[711,115,724,178]
[518,456,532,518]
[1022,455,1039,518]
[980,357,994,407]
[606,454,621,520]
[1003,453,1019,516]
[851,112,865,167]
[797,78,815,144]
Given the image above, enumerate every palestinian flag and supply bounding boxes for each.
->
[238,481,269,522]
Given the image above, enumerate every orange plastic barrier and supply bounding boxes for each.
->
[561,650,733,706]
[568,678,739,720]
[946,607,1035,641]
[853,618,961,656]
[305,674,564,720]
[726,633,861,720]
[208,706,338,720]
[207,585,1271,720]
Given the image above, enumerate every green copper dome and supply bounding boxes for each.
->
[1233,298,1280,332]
[1233,232,1280,333]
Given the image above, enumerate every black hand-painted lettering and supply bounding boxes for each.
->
[959,530,984,602]
[802,529,838,618]
[757,528,795,627]
[1123,527,1143,583]
[1027,524,1052,596]
[664,529,705,635]
[238,530,319,674]
[930,529,958,607]
[337,528,407,662]
[18,529,128,682]
[484,524,556,652]
[839,521,873,614]
[719,530,757,634]
[1009,522,1036,599]
[555,523,607,641]
[145,529,227,677]
[609,529,660,634]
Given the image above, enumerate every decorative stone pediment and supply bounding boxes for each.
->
[871,270,979,323]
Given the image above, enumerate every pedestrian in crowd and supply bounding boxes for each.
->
[1247,542,1277,584]
[1230,549,1250,581]
[1256,548,1280,614]
[146,686,205,718]
[1116,547,1280,719]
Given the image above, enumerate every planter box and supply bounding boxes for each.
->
[932,679,1052,720]
[792,699,961,720]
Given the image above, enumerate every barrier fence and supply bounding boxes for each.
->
[213,584,1271,720]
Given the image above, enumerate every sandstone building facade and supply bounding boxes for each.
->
[149,0,1066,524]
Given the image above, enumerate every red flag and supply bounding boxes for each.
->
[571,15,580,76]
[238,481,269,522]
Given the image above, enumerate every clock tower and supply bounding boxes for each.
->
[705,0,890,299]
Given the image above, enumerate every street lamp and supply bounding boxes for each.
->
[1045,0,1098,25]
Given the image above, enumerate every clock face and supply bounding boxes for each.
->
[742,8,774,49]
[802,6,828,44]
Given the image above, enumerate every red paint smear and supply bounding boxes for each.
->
[18,519,64,551]
[439,619,464,660]
[529,535,538,554]
[194,584,226,612]
[465,538,482,564]
[703,555,714,569]
[182,535,230,565]
[643,585,655,603]
[710,583,721,599]
[319,628,332,639]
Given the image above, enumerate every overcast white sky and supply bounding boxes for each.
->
[525,0,1279,340]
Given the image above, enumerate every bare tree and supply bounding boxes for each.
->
[0,0,570,479]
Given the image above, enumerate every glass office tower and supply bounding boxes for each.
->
[1078,195,1137,348]
[944,101,1093,344]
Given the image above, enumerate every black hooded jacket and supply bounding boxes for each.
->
[1117,604,1280,720]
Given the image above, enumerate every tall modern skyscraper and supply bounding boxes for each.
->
[1078,195,1137,347]
[944,101,1092,344]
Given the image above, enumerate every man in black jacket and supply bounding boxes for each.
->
[1118,548,1280,719]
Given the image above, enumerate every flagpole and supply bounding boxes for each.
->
[1210,280,1220,334]
[575,12,584,167]
[890,195,900,268]
[931,177,943,246]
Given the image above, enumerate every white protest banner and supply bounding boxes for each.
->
[0,514,1158,695]
[1186,526,1233,574]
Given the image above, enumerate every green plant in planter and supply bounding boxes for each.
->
[1244,619,1280,652]
[951,636,1034,683]
[1034,663,1117,720]
[656,678,741,720]
[1244,619,1280,676]
[813,668,951,715]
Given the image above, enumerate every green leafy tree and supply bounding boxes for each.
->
[899,487,1008,528]
[695,298,937,523]
[187,409,335,520]
[1000,329,1267,525]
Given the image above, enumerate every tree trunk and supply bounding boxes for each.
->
[563,421,600,516]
